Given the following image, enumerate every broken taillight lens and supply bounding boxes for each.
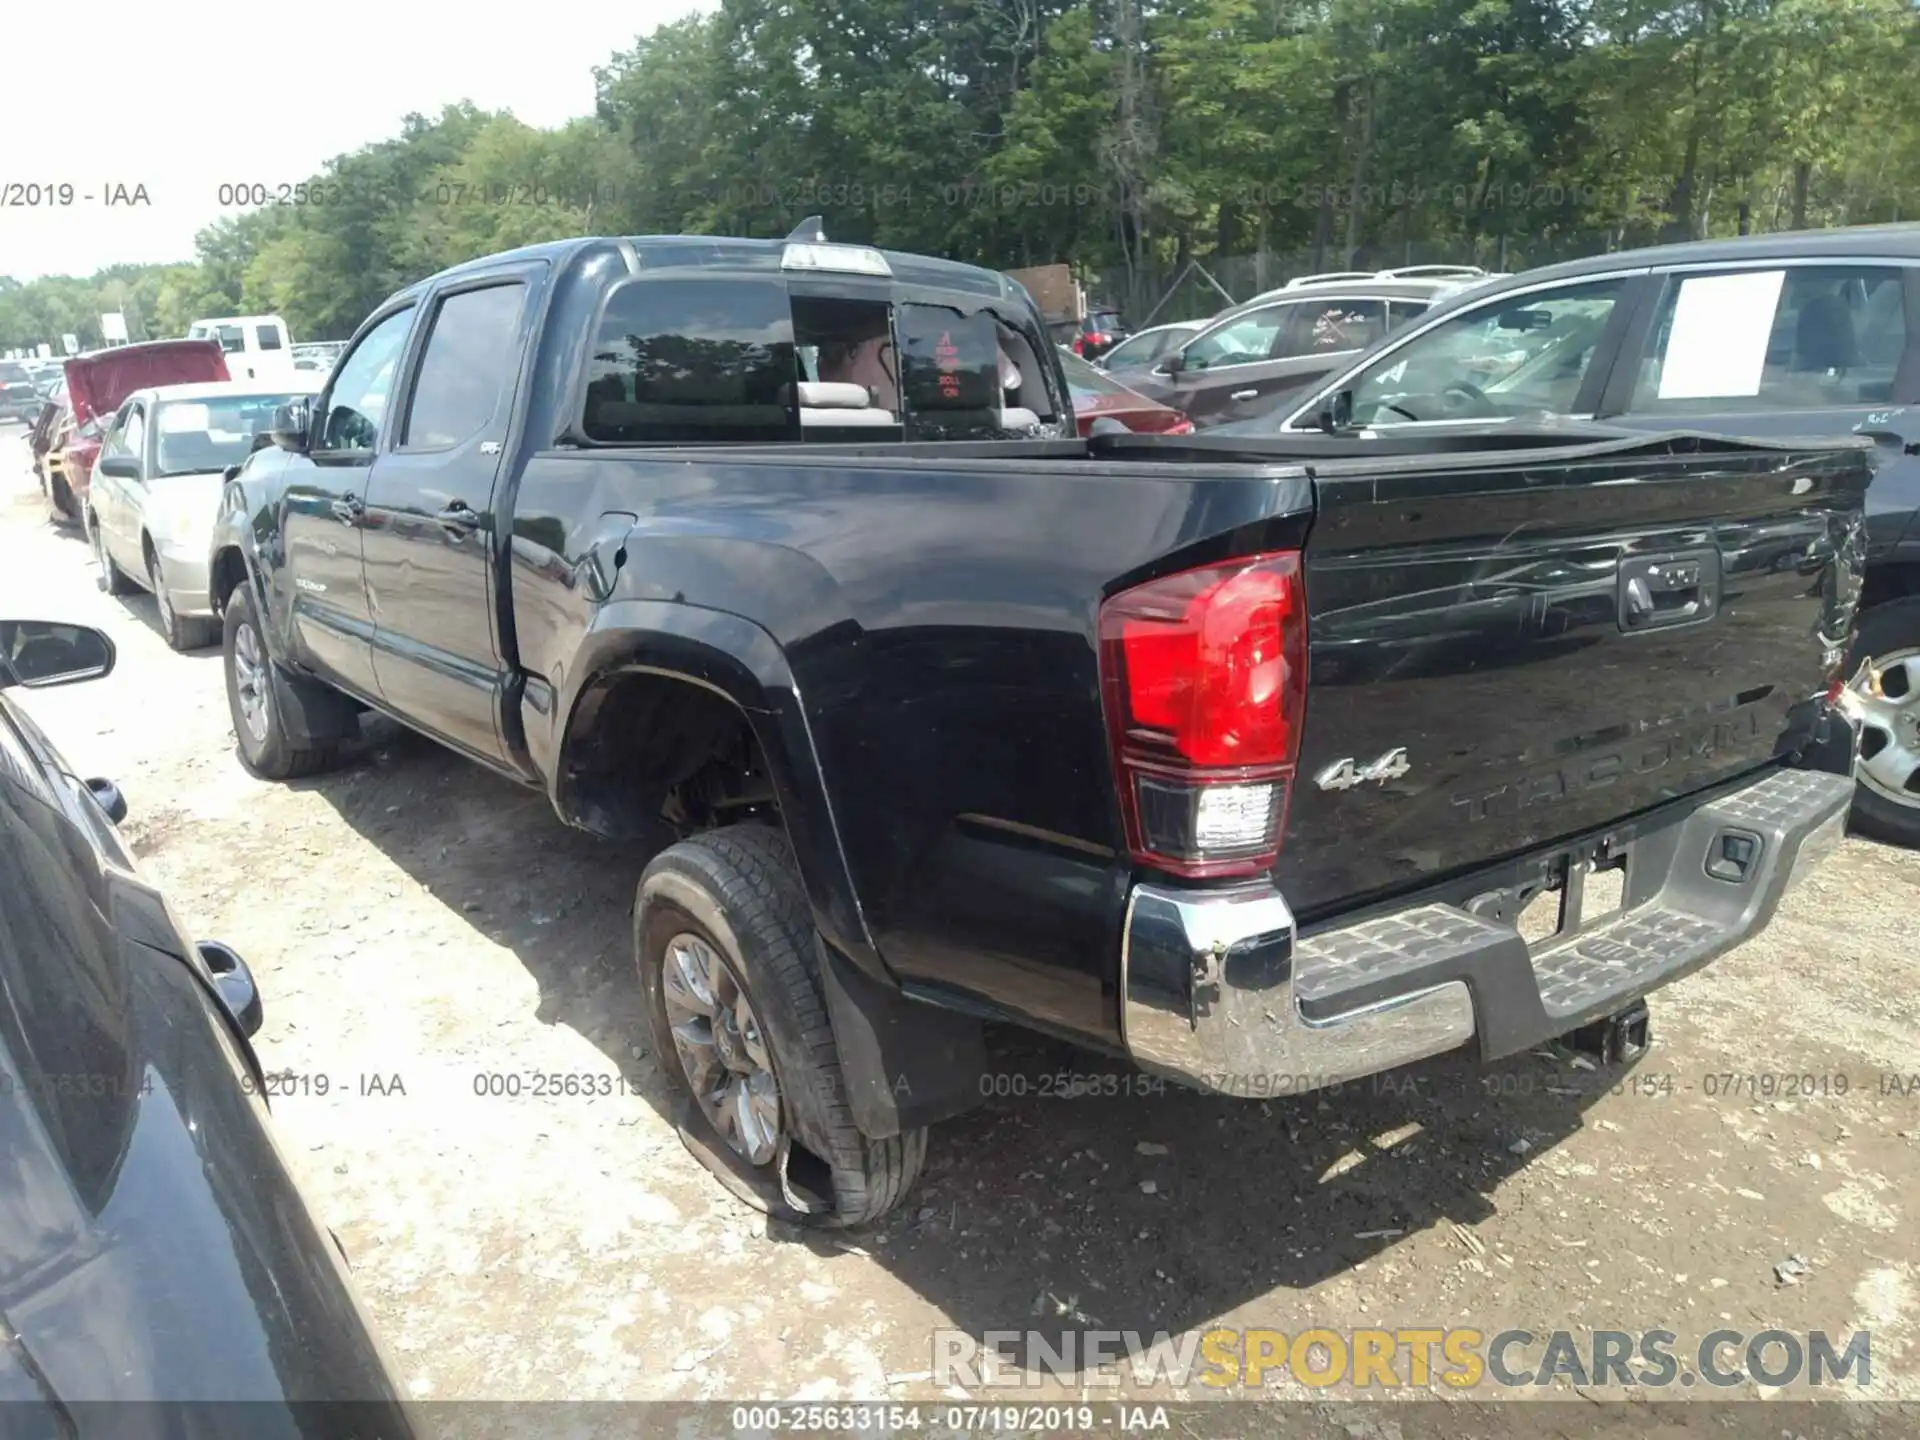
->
[1098,551,1308,878]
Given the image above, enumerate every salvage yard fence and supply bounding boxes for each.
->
[1091,231,1624,327]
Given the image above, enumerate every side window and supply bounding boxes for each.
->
[1389,299,1431,328]
[583,278,796,444]
[1347,277,1628,425]
[1628,266,1907,414]
[1278,299,1387,358]
[1183,306,1292,369]
[402,284,527,449]
[216,325,245,355]
[100,402,137,459]
[256,324,284,352]
[315,308,415,454]
[102,403,144,463]
[895,305,1013,438]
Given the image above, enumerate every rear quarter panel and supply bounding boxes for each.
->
[509,448,1312,1045]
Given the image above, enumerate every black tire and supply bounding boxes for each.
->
[148,551,217,652]
[222,584,340,780]
[636,824,926,1227]
[1846,596,1920,848]
[89,512,136,595]
[50,474,73,521]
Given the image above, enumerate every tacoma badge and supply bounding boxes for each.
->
[1316,748,1412,791]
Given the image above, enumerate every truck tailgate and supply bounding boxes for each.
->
[1279,434,1867,921]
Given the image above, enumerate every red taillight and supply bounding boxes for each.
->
[1071,335,1089,356]
[1098,552,1307,878]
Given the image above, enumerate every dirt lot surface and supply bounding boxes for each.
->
[4,430,1918,1423]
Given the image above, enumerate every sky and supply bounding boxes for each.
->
[0,0,708,282]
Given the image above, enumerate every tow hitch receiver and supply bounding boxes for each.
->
[1564,1000,1651,1065]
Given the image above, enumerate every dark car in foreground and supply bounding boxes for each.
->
[207,225,1863,1226]
[1225,223,1920,846]
[0,622,417,1431]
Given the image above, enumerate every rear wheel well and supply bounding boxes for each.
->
[210,547,248,616]
[557,670,778,846]
[1860,561,1920,616]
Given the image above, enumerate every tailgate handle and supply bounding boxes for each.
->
[1619,550,1719,632]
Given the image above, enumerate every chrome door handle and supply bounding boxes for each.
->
[435,500,483,539]
[1231,389,1259,401]
[330,494,364,526]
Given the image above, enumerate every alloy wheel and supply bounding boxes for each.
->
[1853,647,1920,809]
[231,620,272,745]
[660,932,782,1166]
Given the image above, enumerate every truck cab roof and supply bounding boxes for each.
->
[400,234,1027,306]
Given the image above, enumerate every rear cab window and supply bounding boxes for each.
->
[581,268,1065,446]
[1627,265,1910,414]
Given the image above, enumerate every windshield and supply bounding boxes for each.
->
[1346,279,1628,425]
[153,393,306,475]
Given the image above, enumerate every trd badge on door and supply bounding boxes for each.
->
[1315,748,1411,791]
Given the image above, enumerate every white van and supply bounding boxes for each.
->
[185,315,296,382]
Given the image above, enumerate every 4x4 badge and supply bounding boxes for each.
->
[1315,748,1412,791]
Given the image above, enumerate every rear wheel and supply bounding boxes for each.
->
[90,513,135,595]
[637,824,926,1227]
[49,474,73,521]
[148,550,216,651]
[1848,597,1920,848]
[222,584,340,780]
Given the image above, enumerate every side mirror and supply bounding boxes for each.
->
[269,397,312,453]
[0,621,116,689]
[84,777,128,824]
[1315,389,1355,434]
[97,454,141,480]
[1162,350,1186,377]
[199,941,264,1038]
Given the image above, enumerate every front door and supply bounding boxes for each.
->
[93,400,145,572]
[282,306,416,698]
[361,274,535,768]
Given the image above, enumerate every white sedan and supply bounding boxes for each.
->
[86,379,321,649]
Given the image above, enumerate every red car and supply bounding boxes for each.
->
[57,340,230,521]
[1057,349,1193,436]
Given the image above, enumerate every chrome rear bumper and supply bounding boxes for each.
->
[1121,766,1853,1096]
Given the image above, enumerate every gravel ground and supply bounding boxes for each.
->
[3,427,1918,1417]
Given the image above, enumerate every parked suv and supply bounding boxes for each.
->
[1109,273,1484,428]
[1224,224,1920,846]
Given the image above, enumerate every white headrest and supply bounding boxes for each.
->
[997,407,1043,430]
[801,407,898,428]
[797,380,874,409]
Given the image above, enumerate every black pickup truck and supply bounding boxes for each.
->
[207,225,1868,1225]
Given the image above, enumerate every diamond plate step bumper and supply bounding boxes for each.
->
[1121,766,1852,1095]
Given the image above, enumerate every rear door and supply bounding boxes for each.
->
[1277,432,1861,920]
[359,271,537,767]
[94,400,144,568]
